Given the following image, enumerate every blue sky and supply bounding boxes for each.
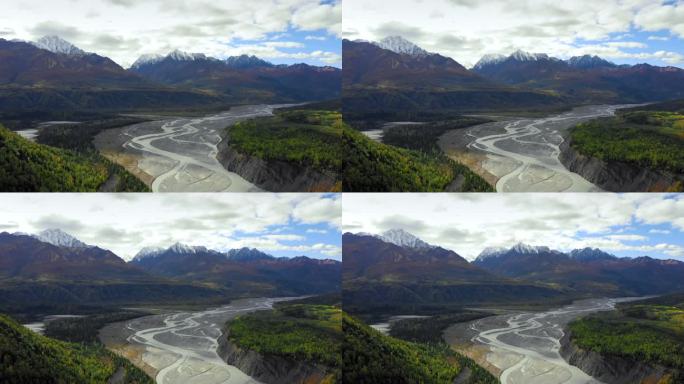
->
[343,194,684,261]
[230,27,341,67]
[344,0,684,68]
[1,0,341,67]
[0,193,341,261]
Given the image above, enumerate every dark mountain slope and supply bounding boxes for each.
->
[342,233,566,316]
[130,244,341,296]
[0,39,219,113]
[342,39,565,119]
[474,244,684,295]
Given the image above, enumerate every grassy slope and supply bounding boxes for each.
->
[343,313,498,384]
[0,314,152,384]
[568,294,684,380]
[342,125,494,192]
[228,303,341,369]
[569,101,684,190]
[0,125,148,192]
[229,109,342,188]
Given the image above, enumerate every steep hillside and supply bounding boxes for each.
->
[342,39,564,119]
[562,294,684,383]
[0,38,220,113]
[222,302,342,383]
[343,233,565,316]
[342,125,493,191]
[0,314,153,383]
[0,126,148,192]
[561,101,684,192]
[342,313,498,384]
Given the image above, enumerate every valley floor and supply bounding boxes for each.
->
[94,105,290,192]
[438,105,634,192]
[99,298,292,384]
[443,297,644,384]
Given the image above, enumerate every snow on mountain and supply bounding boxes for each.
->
[33,229,89,248]
[569,247,616,261]
[477,242,551,260]
[225,54,272,69]
[373,36,429,56]
[477,246,508,259]
[226,247,274,261]
[167,49,207,61]
[473,53,506,69]
[132,246,165,261]
[510,49,549,62]
[377,228,434,249]
[567,54,615,69]
[32,36,85,56]
[132,242,211,261]
[131,53,164,69]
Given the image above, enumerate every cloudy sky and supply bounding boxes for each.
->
[343,193,684,261]
[344,0,684,68]
[0,193,341,261]
[1,0,341,67]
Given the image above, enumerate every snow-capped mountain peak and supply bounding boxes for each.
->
[374,36,429,56]
[225,54,272,69]
[566,54,615,69]
[133,246,165,261]
[474,53,506,69]
[167,49,206,61]
[131,53,164,69]
[510,242,549,254]
[377,228,433,249]
[477,246,508,259]
[33,229,89,248]
[168,242,206,254]
[510,49,548,62]
[569,247,616,261]
[32,36,86,56]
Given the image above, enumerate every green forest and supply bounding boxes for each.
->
[0,125,148,192]
[229,109,342,174]
[342,126,493,192]
[382,117,490,154]
[569,105,684,190]
[343,313,498,384]
[0,314,152,384]
[227,303,342,382]
[568,294,684,382]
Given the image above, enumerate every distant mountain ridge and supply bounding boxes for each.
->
[0,230,341,311]
[473,242,684,295]
[0,35,341,113]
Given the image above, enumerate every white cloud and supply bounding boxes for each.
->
[0,0,340,67]
[305,35,327,41]
[649,229,671,234]
[648,35,670,41]
[343,193,683,260]
[343,0,684,67]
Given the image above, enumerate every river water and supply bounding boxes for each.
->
[441,105,636,192]
[105,297,291,384]
[114,105,290,192]
[458,297,642,384]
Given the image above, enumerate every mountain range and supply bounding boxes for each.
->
[343,229,684,315]
[0,229,340,312]
[342,38,565,119]
[0,35,340,115]
[343,36,684,119]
